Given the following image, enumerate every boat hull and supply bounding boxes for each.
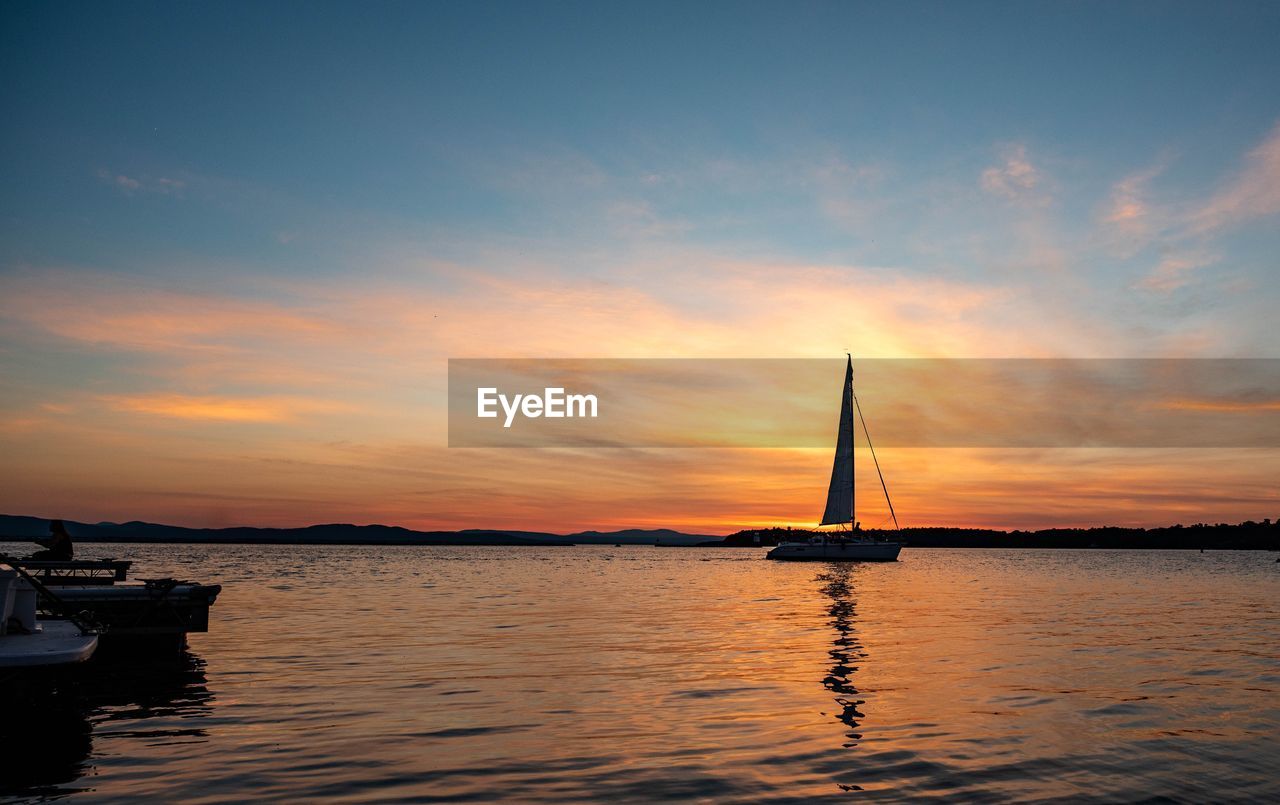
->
[766,541,901,562]
[0,620,98,669]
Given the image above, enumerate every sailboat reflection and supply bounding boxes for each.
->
[0,650,214,798]
[815,563,868,791]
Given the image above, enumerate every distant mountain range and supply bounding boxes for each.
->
[2,514,1276,550]
[0,515,719,547]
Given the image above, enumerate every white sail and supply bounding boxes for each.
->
[820,357,854,525]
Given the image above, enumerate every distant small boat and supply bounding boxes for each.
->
[768,356,902,562]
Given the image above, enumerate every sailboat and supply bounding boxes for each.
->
[766,356,903,561]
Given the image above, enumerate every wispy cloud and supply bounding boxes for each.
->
[1099,121,1280,293]
[1100,158,1170,256]
[1186,120,1280,235]
[604,199,692,238]
[1133,251,1221,292]
[980,144,1048,206]
[97,168,186,197]
[0,269,346,354]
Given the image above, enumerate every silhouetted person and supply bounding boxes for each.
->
[30,519,73,561]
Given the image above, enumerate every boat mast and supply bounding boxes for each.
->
[848,354,855,531]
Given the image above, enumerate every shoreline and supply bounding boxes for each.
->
[3,515,1277,552]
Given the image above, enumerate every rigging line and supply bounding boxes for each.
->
[853,393,900,531]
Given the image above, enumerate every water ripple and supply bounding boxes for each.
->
[1,543,1276,802]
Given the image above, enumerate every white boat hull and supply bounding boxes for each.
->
[766,541,901,562]
[0,620,98,668]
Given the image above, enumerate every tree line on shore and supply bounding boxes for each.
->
[723,520,1280,550]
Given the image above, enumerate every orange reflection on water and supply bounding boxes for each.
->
[6,542,1274,801]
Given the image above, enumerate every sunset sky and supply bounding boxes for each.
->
[2,2,1278,532]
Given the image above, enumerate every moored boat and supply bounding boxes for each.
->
[0,565,98,670]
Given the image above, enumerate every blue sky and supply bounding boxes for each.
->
[1,1,1278,529]
[5,1,1279,274]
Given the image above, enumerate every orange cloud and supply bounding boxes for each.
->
[4,440,1274,533]
[1,250,1272,531]
[101,393,350,422]
[1157,398,1280,413]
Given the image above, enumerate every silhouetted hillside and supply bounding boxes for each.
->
[0,515,714,547]
[0,515,573,546]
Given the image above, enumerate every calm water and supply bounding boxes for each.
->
[2,544,1278,803]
